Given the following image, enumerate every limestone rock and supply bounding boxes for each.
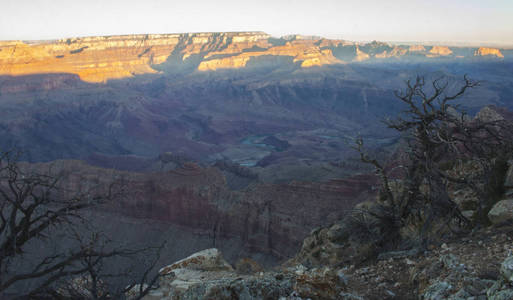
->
[429,46,453,56]
[475,106,506,123]
[474,47,504,58]
[1,32,501,83]
[409,45,426,52]
[293,267,343,299]
[422,281,453,300]
[500,256,513,283]
[158,248,233,275]
[487,278,513,300]
[148,248,294,299]
[488,199,513,224]
[355,47,370,61]
[150,268,292,300]
[489,289,513,300]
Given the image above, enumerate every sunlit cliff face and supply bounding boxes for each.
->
[0,32,344,83]
[0,32,506,83]
[474,47,505,58]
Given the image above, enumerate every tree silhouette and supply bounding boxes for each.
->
[0,150,162,299]
[355,75,512,249]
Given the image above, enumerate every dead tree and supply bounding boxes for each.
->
[0,150,161,299]
[355,75,513,249]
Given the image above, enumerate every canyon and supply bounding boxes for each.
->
[0,32,509,83]
[1,32,513,267]
[21,158,376,266]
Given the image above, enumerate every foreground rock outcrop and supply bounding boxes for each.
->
[145,248,291,299]
[142,223,513,299]
[143,248,354,300]
[141,221,513,299]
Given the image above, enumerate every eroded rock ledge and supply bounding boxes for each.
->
[0,32,507,82]
[140,224,513,299]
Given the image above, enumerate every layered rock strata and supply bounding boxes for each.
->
[474,47,504,58]
[23,159,375,260]
[0,32,507,82]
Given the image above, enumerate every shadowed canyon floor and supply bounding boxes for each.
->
[1,33,513,167]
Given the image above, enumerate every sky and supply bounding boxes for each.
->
[1,0,512,45]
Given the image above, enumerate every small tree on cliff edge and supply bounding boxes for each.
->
[355,75,513,249]
[0,150,162,299]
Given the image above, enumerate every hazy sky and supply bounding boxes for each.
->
[1,0,512,45]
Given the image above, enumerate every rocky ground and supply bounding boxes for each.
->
[138,223,513,299]
[339,224,513,299]
[136,149,513,299]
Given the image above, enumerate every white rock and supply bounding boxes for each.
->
[158,248,233,275]
[501,256,513,283]
[488,199,513,224]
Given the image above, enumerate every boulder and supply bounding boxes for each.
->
[484,257,513,300]
[475,106,505,123]
[147,248,294,299]
[488,200,513,224]
[500,256,513,283]
[422,281,453,300]
[148,268,293,300]
[489,290,513,300]
[158,248,233,275]
[293,267,342,299]
[487,280,513,300]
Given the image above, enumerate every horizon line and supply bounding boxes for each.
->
[2,31,513,49]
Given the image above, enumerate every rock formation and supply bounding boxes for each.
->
[488,199,513,224]
[1,32,509,83]
[428,46,453,57]
[139,225,513,299]
[474,47,504,58]
[22,159,376,261]
[141,248,348,300]
[0,32,271,82]
[409,45,427,52]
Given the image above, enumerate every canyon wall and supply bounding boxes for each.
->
[0,32,508,83]
[24,160,376,261]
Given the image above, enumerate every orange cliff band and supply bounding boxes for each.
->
[0,33,506,83]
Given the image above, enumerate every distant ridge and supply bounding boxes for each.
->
[0,32,508,83]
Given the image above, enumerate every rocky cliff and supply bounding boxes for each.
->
[134,144,513,299]
[0,32,508,82]
[0,32,270,82]
[137,226,513,299]
[474,47,505,58]
[23,159,376,261]
[428,45,453,57]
